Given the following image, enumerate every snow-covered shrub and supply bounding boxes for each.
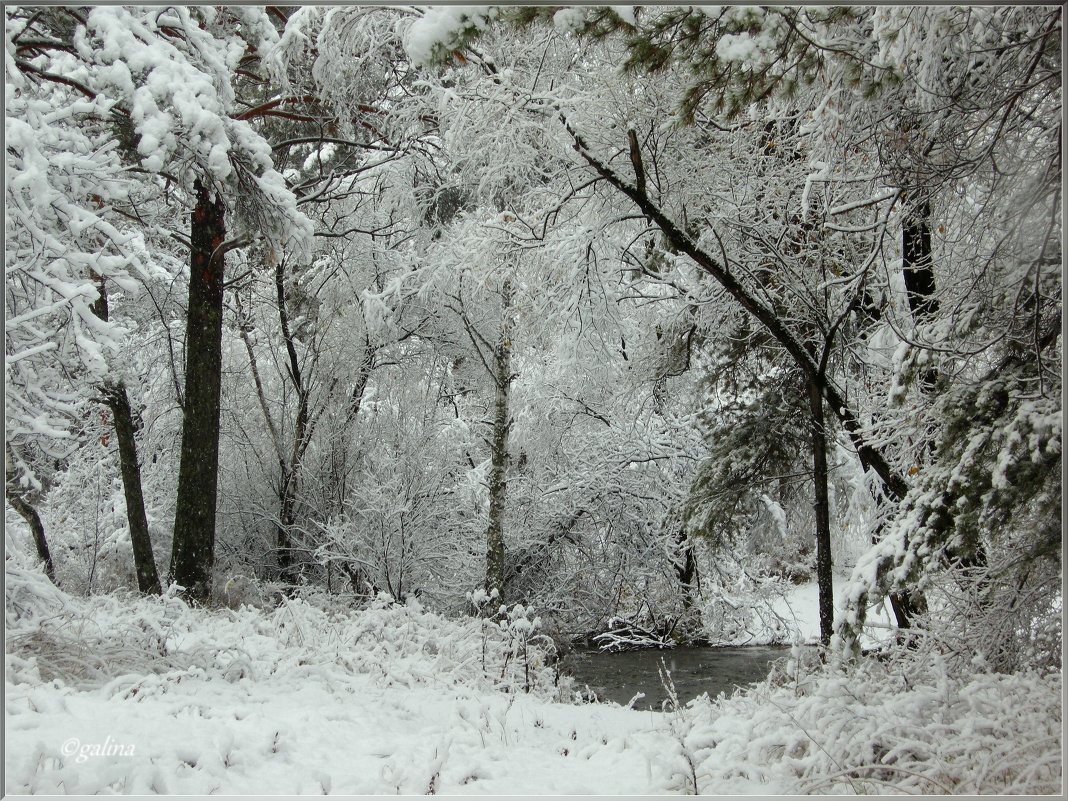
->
[38,445,140,595]
[907,558,1062,675]
[6,553,563,700]
[6,550,218,689]
[216,572,280,611]
[695,569,797,646]
[466,589,560,694]
[672,648,1062,794]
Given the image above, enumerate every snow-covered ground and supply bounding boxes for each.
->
[6,556,1061,795]
[8,662,670,794]
[767,575,896,648]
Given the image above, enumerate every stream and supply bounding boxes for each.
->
[561,645,791,710]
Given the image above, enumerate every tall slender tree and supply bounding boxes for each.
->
[90,276,161,595]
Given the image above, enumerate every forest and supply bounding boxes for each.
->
[5,5,1062,795]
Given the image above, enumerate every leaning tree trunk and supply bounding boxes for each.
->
[108,386,162,594]
[90,275,161,595]
[807,376,834,647]
[484,280,513,602]
[6,488,57,585]
[170,180,227,604]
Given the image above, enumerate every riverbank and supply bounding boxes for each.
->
[683,572,897,649]
[764,574,896,646]
[8,655,670,794]
[6,557,1060,794]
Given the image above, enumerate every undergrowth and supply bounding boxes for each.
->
[6,550,562,700]
[672,643,1062,794]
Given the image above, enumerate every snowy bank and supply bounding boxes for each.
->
[6,556,1061,795]
[698,573,896,648]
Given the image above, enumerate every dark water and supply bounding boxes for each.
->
[561,645,790,710]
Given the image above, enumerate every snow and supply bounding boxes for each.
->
[5,554,658,794]
[5,543,1061,795]
[704,572,897,649]
[403,7,494,66]
[715,31,775,64]
[4,5,1060,792]
[677,651,1061,794]
[610,6,637,27]
[9,671,673,794]
[758,493,788,541]
[552,8,586,34]
[716,33,759,62]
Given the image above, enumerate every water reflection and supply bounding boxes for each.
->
[561,645,790,710]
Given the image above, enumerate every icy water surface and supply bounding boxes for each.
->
[563,645,791,710]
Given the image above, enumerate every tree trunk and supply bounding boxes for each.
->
[808,376,834,646]
[901,191,939,396]
[887,587,925,630]
[170,180,227,604]
[485,280,513,601]
[7,490,57,585]
[274,260,311,587]
[107,385,162,594]
[901,193,938,318]
[90,275,161,595]
[276,470,300,586]
[902,192,987,578]
[672,525,699,612]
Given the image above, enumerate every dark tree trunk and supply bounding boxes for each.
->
[808,376,834,647]
[90,275,161,595]
[901,193,938,320]
[107,385,162,594]
[902,192,987,576]
[170,180,227,604]
[484,367,510,600]
[276,471,300,586]
[672,526,698,612]
[887,588,925,630]
[901,192,940,395]
[7,490,57,585]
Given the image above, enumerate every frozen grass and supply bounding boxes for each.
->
[6,548,1062,795]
